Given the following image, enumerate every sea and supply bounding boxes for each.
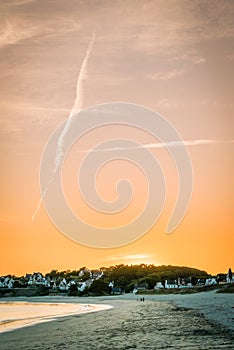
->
[0,301,111,333]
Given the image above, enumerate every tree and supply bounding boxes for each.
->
[37,285,49,296]
[81,272,90,282]
[68,283,78,296]
[88,279,110,295]
[191,276,198,286]
[46,270,59,279]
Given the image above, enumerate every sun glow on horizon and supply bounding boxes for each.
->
[0,0,233,276]
[102,254,160,267]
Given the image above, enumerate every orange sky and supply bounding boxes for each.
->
[0,0,233,276]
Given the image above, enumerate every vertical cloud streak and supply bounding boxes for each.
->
[32,31,95,221]
[54,31,95,171]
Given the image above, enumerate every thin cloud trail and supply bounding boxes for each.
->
[75,139,234,153]
[32,196,44,221]
[32,32,95,221]
[54,31,95,171]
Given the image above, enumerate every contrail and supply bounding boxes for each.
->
[54,31,95,171]
[32,196,44,221]
[32,32,95,221]
[75,139,234,153]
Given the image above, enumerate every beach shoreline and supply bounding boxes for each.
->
[1,290,233,331]
[0,291,233,349]
[0,301,112,334]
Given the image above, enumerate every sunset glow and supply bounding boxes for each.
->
[0,0,233,276]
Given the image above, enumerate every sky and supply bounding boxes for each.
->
[0,0,233,276]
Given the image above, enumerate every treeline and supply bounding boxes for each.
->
[100,264,208,292]
[2,265,209,296]
[45,268,91,281]
[47,264,208,293]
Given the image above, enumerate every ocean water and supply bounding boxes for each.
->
[0,301,111,333]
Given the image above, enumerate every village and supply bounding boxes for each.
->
[0,269,104,295]
[0,266,233,296]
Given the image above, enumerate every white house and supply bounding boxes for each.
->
[154,282,164,289]
[59,278,68,291]
[45,277,51,287]
[133,283,148,293]
[28,272,45,286]
[108,281,114,288]
[205,277,217,286]
[165,280,178,288]
[77,281,87,292]
[0,277,14,288]
[79,269,92,278]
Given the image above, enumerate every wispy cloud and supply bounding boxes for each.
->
[171,52,206,65]
[147,69,185,81]
[133,1,234,54]
[225,53,234,61]
[0,16,80,49]
[1,103,71,113]
[156,98,178,108]
[0,20,35,48]
[4,0,37,7]
[193,56,206,64]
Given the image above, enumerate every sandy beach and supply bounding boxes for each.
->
[0,291,233,350]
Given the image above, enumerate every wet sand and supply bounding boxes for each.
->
[0,302,112,333]
[0,292,233,350]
